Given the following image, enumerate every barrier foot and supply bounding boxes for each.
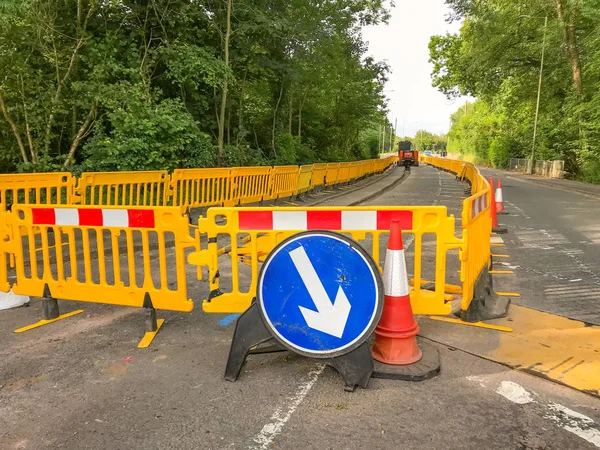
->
[224,303,273,382]
[429,316,512,332]
[325,341,374,392]
[42,295,60,320]
[461,265,511,322]
[138,307,165,349]
[492,226,508,234]
[372,339,440,381]
[495,291,521,297]
[138,295,164,348]
[14,309,84,333]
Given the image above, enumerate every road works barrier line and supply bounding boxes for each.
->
[7,205,196,312]
[192,205,461,315]
[0,172,75,212]
[421,155,511,322]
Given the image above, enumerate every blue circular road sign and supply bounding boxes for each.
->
[257,231,383,358]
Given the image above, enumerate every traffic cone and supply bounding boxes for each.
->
[489,177,507,234]
[496,179,507,214]
[371,219,422,365]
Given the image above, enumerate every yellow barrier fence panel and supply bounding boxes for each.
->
[191,206,461,315]
[310,163,328,190]
[325,163,340,187]
[6,205,196,312]
[357,161,367,178]
[337,162,351,184]
[348,162,360,182]
[460,182,492,311]
[229,166,272,205]
[296,165,313,194]
[0,172,76,212]
[74,171,171,207]
[425,156,493,315]
[171,168,233,208]
[270,165,300,200]
[0,211,10,292]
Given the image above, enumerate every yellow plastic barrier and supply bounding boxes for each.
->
[310,163,328,190]
[171,168,233,208]
[270,165,300,200]
[5,205,196,312]
[0,172,75,212]
[229,166,272,205]
[190,206,461,315]
[325,163,340,187]
[337,162,351,184]
[0,211,10,292]
[74,171,171,207]
[423,155,493,316]
[297,165,313,194]
[460,188,492,310]
[348,161,361,181]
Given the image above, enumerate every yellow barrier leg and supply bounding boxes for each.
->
[138,320,165,348]
[491,254,510,258]
[138,306,164,348]
[495,291,521,297]
[15,296,84,333]
[429,316,513,332]
[15,309,84,333]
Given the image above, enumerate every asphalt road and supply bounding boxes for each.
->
[480,168,600,325]
[1,165,599,450]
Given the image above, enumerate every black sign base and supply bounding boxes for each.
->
[372,339,440,381]
[224,303,374,391]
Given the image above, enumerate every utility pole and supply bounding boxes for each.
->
[530,16,548,174]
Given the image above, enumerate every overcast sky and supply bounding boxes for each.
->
[362,0,471,137]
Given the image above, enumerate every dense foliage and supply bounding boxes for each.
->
[430,0,600,182]
[411,130,447,152]
[0,0,393,173]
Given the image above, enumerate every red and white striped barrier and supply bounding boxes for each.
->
[31,208,155,228]
[471,194,488,219]
[238,209,413,231]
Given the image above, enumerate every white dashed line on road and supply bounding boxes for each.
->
[467,376,600,448]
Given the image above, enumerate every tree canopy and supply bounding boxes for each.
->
[0,0,392,173]
[430,0,600,182]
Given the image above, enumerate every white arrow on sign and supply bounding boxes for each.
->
[289,246,351,338]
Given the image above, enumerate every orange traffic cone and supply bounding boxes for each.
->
[489,177,507,234]
[496,179,507,214]
[371,219,422,365]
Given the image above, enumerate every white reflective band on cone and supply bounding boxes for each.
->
[383,249,410,297]
[495,188,502,202]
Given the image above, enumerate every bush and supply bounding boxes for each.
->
[222,144,268,167]
[488,136,511,168]
[275,133,298,165]
[83,86,214,172]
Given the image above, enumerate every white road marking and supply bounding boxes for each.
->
[467,377,600,448]
[250,364,325,449]
[545,403,600,447]
[506,200,530,219]
[496,381,534,404]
